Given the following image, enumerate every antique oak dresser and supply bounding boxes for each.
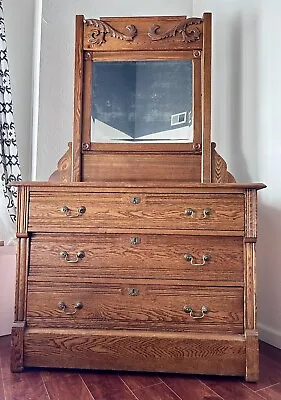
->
[11,13,265,381]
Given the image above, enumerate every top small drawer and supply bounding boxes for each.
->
[28,192,244,232]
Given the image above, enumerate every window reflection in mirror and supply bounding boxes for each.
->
[91,60,193,143]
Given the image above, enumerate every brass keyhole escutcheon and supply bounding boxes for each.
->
[130,196,141,204]
[128,288,139,296]
[130,237,141,245]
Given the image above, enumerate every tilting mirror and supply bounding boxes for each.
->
[91,60,193,143]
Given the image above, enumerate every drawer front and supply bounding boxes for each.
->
[28,192,244,231]
[27,282,243,334]
[29,234,244,283]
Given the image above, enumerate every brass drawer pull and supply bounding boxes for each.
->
[60,251,85,263]
[184,208,194,217]
[130,196,141,204]
[183,305,209,319]
[130,237,141,245]
[203,208,212,218]
[60,206,86,218]
[128,288,139,296]
[184,254,211,266]
[58,301,83,315]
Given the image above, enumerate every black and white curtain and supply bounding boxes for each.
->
[0,0,22,244]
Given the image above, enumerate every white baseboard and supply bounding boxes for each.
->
[258,322,281,349]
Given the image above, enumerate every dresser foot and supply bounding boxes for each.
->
[245,330,259,382]
[11,322,25,372]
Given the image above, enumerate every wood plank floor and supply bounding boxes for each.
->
[1,335,281,400]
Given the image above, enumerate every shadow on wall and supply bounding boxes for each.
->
[212,9,259,183]
[256,201,281,345]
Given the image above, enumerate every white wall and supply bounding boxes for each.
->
[254,0,281,348]
[4,0,281,348]
[4,0,35,180]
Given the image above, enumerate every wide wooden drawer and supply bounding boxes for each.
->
[26,282,244,333]
[29,233,244,283]
[28,192,244,231]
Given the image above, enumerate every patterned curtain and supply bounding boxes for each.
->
[0,0,22,243]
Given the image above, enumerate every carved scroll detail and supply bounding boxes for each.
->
[148,18,202,43]
[86,19,137,46]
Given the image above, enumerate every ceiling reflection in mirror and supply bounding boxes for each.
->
[91,60,193,143]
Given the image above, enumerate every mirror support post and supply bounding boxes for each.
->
[201,12,212,183]
[72,15,84,182]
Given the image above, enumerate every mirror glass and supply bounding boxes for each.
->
[91,60,193,143]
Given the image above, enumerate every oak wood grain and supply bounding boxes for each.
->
[211,143,236,183]
[49,143,72,183]
[83,16,203,52]
[10,8,265,377]
[82,152,201,183]
[29,233,244,283]
[28,191,245,232]
[202,13,212,183]
[16,186,29,238]
[72,15,84,182]
[10,322,25,373]
[26,283,244,333]
[23,329,246,376]
[11,181,266,190]
[4,336,281,399]
[245,330,259,382]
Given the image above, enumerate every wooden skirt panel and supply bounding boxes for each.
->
[28,192,244,231]
[23,328,246,376]
[82,152,202,183]
[26,282,244,333]
[29,233,244,283]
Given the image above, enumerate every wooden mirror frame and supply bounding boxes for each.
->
[50,13,234,184]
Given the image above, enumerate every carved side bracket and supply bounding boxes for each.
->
[211,142,236,183]
[148,18,202,43]
[49,143,72,183]
[85,19,137,46]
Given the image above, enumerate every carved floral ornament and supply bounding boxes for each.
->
[85,17,202,46]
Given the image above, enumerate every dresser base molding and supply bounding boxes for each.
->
[15,328,249,377]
